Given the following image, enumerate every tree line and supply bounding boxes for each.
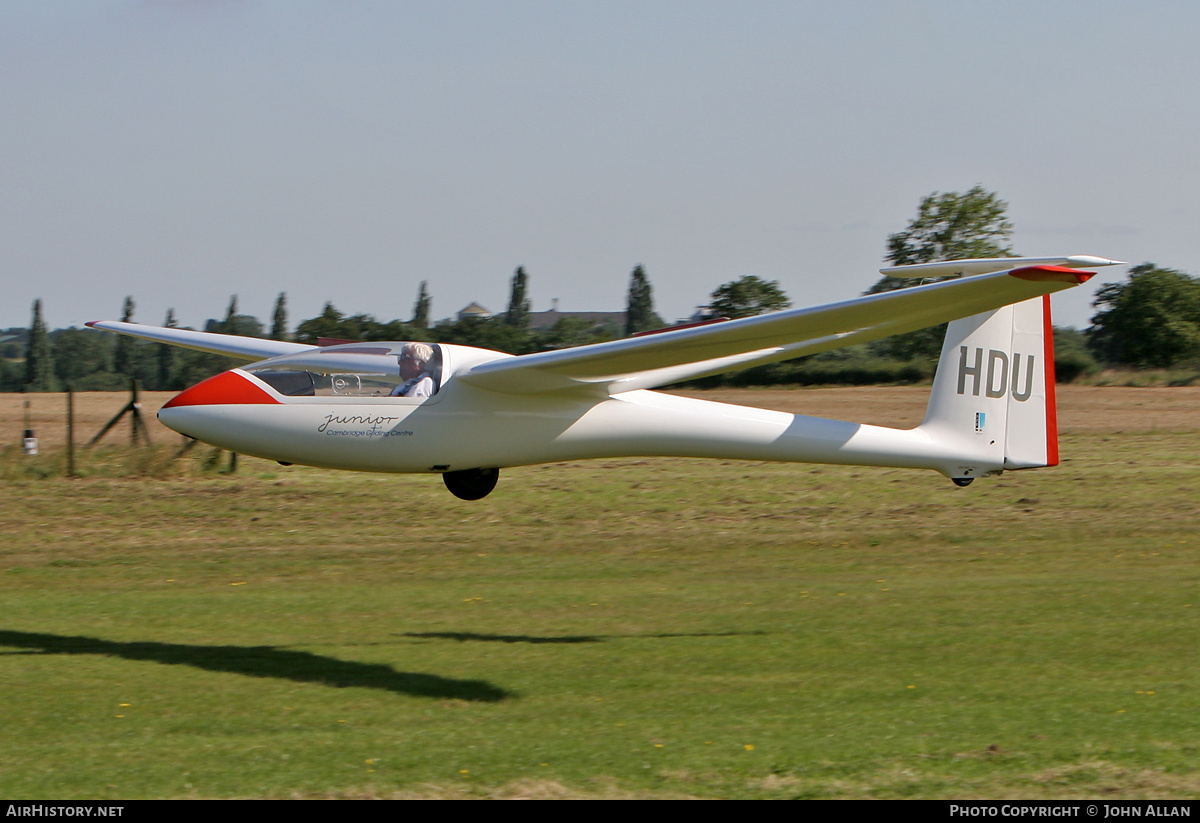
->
[5,188,1198,392]
[4,265,672,392]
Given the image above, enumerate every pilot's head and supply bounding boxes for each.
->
[398,342,433,380]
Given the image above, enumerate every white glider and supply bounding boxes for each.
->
[88,255,1122,499]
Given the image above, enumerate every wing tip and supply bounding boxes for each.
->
[1009,265,1095,284]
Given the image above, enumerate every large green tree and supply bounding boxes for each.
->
[1088,263,1200,368]
[52,326,120,390]
[624,265,662,336]
[430,316,531,354]
[709,276,791,319]
[884,185,1013,267]
[296,302,361,344]
[208,295,264,337]
[868,186,1015,360]
[294,302,425,345]
[535,316,615,351]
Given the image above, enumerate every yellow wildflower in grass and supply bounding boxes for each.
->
[744,744,754,751]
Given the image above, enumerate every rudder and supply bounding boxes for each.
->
[1003,295,1058,469]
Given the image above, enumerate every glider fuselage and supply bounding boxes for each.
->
[158,358,993,481]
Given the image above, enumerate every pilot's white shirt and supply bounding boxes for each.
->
[390,374,433,398]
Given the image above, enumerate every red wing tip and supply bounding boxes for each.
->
[1009,265,1095,284]
[84,321,98,328]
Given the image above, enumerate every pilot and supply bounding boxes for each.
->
[390,343,435,398]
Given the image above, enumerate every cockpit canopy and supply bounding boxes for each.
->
[244,342,443,398]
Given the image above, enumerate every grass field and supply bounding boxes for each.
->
[1,388,1198,798]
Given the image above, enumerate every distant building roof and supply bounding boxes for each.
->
[457,302,492,320]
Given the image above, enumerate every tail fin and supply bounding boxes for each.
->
[920,295,1058,482]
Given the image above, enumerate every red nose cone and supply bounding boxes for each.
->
[163,371,281,408]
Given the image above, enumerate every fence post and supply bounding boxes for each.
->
[66,386,76,477]
[23,393,37,455]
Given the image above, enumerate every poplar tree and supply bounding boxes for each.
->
[271,293,289,340]
[24,299,58,391]
[624,265,661,335]
[113,296,136,376]
[505,267,531,329]
[223,295,238,332]
[158,308,177,389]
[271,295,289,340]
[412,281,430,329]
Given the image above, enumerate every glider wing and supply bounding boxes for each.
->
[85,321,314,361]
[458,260,1118,396]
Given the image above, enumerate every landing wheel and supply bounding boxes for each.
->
[951,477,974,487]
[443,467,500,500]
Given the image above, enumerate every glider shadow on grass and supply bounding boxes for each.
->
[0,630,509,702]
[398,631,765,644]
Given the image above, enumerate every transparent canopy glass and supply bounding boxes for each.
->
[244,342,442,398]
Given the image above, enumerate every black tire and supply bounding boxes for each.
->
[443,467,500,500]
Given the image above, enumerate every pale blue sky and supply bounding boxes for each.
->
[3,1,1197,333]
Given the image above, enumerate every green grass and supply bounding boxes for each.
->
[1,433,1198,798]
